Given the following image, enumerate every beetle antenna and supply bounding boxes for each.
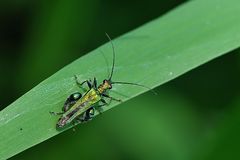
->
[112,81,157,95]
[105,33,115,81]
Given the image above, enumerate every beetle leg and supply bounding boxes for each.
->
[49,111,64,115]
[86,80,92,88]
[74,103,106,124]
[101,98,112,106]
[92,100,109,114]
[93,77,97,89]
[75,107,96,123]
[63,92,82,112]
[85,107,95,121]
[102,93,122,102]
[74,75,92,90]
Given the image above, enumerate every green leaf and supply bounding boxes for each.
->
[1,0,240,159]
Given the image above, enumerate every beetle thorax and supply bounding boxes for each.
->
[98,80,112,93]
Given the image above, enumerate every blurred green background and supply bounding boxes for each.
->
[1,0,240,159]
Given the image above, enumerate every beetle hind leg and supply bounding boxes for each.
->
[75,107,95,123]
[63,92,82,112]
[49,111,64,116]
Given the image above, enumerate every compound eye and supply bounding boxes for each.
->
[109,84,112,89]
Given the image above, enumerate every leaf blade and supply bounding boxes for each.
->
[1,0,240,159]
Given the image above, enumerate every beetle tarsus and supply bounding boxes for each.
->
[49,111,63,116]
